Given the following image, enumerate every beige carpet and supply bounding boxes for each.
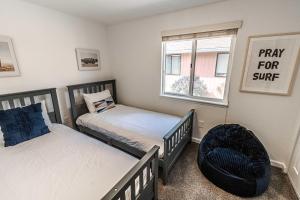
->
[158,143,298,200]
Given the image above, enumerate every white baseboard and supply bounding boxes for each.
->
[270,160,287,173]
[192,137,201,143]
[191,137,288,173]
[288,172,300,199]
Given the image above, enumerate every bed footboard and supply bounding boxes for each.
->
[161,109,194,184]
[102,146,159,200]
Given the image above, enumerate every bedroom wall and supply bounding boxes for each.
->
[0,0,112,123]
[107,0,300,170]
[288,125,300,198]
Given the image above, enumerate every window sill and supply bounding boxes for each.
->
[160,93,229,107]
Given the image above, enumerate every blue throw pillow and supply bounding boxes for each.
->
[0,103,50,147]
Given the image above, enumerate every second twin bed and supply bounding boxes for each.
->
[67,80,195,184]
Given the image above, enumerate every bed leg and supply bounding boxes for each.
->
[162,167,168,185]
[188,118,194,144]
[154,155,159,200]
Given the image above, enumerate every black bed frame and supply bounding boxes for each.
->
[67,80,194,184]
[0,88,159,200]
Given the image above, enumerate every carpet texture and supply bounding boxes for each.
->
[158,143,298,200]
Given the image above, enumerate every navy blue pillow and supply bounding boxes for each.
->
[0,103,50,147]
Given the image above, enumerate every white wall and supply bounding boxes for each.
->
[288,120,300,198]
[0,0,112,122]
[107,0,300,169]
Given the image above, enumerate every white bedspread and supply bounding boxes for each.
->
[77,105,181,157]
[0,124,139,200]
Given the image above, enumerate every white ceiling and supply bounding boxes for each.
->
[22,0,226,25]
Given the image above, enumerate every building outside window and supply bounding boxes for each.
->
[215,53,230,77]
[165,54,181,75]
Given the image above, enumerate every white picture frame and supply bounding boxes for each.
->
[0,36,20,77]
[240,33,300,95]
[76,48,101,71]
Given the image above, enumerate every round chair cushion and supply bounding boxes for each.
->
[198,124,271,197]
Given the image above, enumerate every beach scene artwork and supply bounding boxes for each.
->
[0,36,20,77]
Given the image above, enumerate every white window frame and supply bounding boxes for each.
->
[160,35,236,106]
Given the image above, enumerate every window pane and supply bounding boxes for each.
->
[193,36,232,99]
[164,40,192,95]
[165,55,172,74]
[216,53,229,76]
[171,55,181,75]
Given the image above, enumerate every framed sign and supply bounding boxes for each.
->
[76,48,100,71]
[240,33,300,95]
[0,36,20,77]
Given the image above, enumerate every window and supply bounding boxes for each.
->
[163,40,192,95]
[166,55,181,75]
[215,53,230,77]
[161,29,237,105]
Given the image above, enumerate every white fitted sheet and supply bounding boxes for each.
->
[0,124,139,200]
[77,105,181,157]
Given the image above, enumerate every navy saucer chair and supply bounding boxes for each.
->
[198,124,271,197]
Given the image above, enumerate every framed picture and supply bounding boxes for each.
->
[0,36,20,77]
[240,32,300,95]
[76,48,100,71]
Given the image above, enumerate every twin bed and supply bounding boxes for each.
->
[0,89,159,200]
[67,80,194,184]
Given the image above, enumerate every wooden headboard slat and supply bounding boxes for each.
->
[29,96,35,104]
[19,98,25,106]
[8,99,15,109]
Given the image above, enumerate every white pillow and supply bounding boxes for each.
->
[83,90,115,113]
[40,100,52,127]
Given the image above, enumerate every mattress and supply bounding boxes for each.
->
[77,104,181,157]
[0,124,139,200]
